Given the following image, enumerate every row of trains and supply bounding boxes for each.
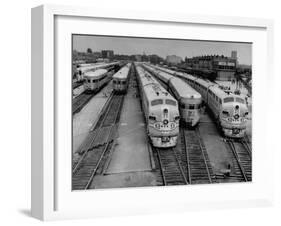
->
[73,62,122,82]
[151,64,249,138]
[81,62,132,94]
[76,61,249,148]
[134,62,249,148]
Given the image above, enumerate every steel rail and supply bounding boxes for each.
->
[195,128,213,183]
[156,147,188,186]
[226,140,248,182]
[72,94,124,189]
[72,92,114,174]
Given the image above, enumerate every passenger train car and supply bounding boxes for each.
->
[135,64,180,148]
[112,63,132,94]
[142,64,202,127]
[84,68,114,93]
[76,62,120,82]
[155,66,248,138]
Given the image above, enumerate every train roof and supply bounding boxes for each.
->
[209,84,246,102]
[145,64,201,99]
[84,69,108,78]
[113,63,131,79]
[136,66,157,87]
[155,65,177,75]
[136,66,176,103]
[170,77,201,99]
[142,64,173,81]
[78,62,119,73]
[154,65,247,103]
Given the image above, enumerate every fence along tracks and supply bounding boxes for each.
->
[72,93,125,190]
[225,138,252,182]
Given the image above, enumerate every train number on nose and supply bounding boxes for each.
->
[161,137,170,142]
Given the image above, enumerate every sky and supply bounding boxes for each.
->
[73,35,252,65]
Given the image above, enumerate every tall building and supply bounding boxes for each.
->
[231,51,237,60]
[101,50,114,59]
[166,55,182,65]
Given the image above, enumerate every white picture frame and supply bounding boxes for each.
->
[31,4,274,221]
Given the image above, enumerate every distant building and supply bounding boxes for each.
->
[231,50,237,60]
[101,50,114,59]
[185,51,238,81]
[149,54,162,64]
[134,55,142,62]
[93,51,102,58]
[166,55,182,65]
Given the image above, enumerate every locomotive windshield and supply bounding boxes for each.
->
[151,99,163,106]
[236,97,245,104]
[180,103,200,109]
[224,97,234,103]
[165,99,177,106]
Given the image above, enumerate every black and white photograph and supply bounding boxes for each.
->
[72,35,252,190]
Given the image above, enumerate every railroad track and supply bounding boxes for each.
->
[72,92,95,114]
[72,94,125,190]
[181,128,215,184]
[155,147,188,186]
[73,81,84,89]
[72,79,113,115]
[241,134,252,156]
[225,139,252,182]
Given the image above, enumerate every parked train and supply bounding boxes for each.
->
[154,66,248,138]
[75,62,120,82]
[112,63,132,94]
[142,63,202,127]
[135,64,180,148]
[84,68,114,93]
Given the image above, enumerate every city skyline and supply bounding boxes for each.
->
[73,35,252,65]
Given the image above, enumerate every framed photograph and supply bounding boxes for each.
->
[31,4,274,221]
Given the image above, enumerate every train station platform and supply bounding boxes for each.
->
[72,82,113,155]
[90,74,156,189]
[73,84,84,98]
[106,86,152,174]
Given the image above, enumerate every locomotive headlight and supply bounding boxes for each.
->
[234,114,240,120]
[163,119,169,125]
[155,123,160,129]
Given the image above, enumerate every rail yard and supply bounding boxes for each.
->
[72,61,252,190]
